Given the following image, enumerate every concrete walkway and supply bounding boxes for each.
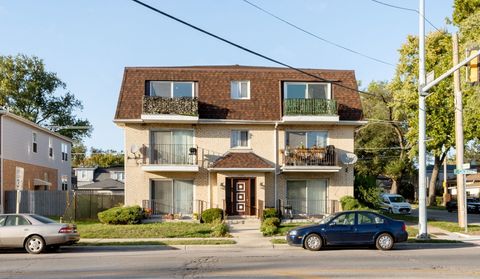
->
[227,218,273,248]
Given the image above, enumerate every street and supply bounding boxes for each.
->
[1,244,480,279]
[411,208,480,224]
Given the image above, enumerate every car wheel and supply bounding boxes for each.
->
[376,233,394,251]
[25,235,45,254]
[304,234,323,251]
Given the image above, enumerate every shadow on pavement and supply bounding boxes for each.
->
[0,245,181,255]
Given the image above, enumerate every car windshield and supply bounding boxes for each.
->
[29,215,57,224]
[319,214,336,224]
[389,196,405,203]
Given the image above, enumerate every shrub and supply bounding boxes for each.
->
[354,175,381,209]
[97,205,145,225]
[201,208,224,224]
[263,208,278,220]
[340,196,370,211]
[210,219,229,237]
[260,217,280,236]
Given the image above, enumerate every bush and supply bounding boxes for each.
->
[354,175,381,209]
[260,217,280,236]
[340,196,370,211]
[210,219,229,237]
[201,208,224,224]
[263,208,278,220]
[97,205,145,225]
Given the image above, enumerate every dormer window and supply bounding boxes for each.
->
[147,81,195,98]
[284,82,331,99]
[231,81,250,99]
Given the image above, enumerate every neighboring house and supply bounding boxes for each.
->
[0,109,72,213]
[73,166,124,194]
[448,164,480,198]
[114,65,364,217]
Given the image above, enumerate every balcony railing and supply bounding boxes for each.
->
[283,98,337,116]
[143,96,198,116]
[282,145,337,166]
[145,144,198,165]
[143,199,193,215]
[279,199,340,217]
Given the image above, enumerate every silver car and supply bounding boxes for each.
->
[0,214,80,254]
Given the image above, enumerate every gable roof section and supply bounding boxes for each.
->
[211,152,274,169]
[114,65,363,121]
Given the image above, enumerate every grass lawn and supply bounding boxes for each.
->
[428,221,480,234]
[76,239,236,246]
[77,222,220,238]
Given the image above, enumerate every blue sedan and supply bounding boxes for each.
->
[286,210,408,251]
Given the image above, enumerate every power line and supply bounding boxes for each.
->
[241,0,394,67]
[370,0,441,32]
[130,0,377,97]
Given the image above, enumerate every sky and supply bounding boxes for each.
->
[0,0,455,152]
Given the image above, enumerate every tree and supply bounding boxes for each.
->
[73,147,124,168]
[0,54,91,141]
[355,81,412,194]
[452,0,480,26]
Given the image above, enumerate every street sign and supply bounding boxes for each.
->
[454,169,478,175]
[463,163,471,169]
[15,167,24,191]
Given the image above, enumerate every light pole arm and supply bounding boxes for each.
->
[423,50,480,94]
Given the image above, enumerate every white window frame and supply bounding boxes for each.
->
[230,130,250,149]
[284,82,331,99]
[285,130,329,148]
[48,138,54,159]
[230,81,250,100]
[148,81,196,98]
[32,132,38,153]
[61,143,68,162]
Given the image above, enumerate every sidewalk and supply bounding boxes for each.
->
[227,218,273,248]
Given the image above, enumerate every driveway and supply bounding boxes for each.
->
[411,208,480,225]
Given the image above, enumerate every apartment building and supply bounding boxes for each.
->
[114,65,364,217]
[0,110,72,213]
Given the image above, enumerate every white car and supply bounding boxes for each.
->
[380,194,412,214]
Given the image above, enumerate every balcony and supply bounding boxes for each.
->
[281,145,341,172]
[141,96,199,123]
[141,144,199,172]
[282,98,339,123]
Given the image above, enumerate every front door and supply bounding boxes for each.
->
[226,178,255,216]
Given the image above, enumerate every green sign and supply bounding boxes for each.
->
[454,169,478,175]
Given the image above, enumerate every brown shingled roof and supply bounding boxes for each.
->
[211,152,274,169]
[114,65,363,121]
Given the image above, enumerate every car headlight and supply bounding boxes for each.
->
[289,230,298,236]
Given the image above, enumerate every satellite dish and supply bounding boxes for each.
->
[130,144,139,154]
[341,153,358,165]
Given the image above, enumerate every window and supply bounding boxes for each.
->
[5,215,30,226]
[332,213,356,226]
[151,180,193,214]
[61,143,68,161]
[150,130,194,164]
[231,81,250,99]
[61,175,68,191]
[286,131,328,148]
[284,82,330,99]
[48,138,53,158]
[286,179,327,215]
[147,81,195,98]
[231,130,249,148]
[32,132,38,153]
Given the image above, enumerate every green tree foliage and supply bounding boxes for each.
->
[390,30,480,205]
[354,176,381,209]
[355,81,411,194]
[452,0,480,26]
[72,146,124,168]
[0,54,91,141]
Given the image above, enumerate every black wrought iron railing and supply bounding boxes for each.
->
[283,98,337,116]
[142,199,193,215]
[278,199,340,217]
[282,145,337,166]
[143,96,198,116]
[147,144,198,165]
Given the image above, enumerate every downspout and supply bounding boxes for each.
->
[274,121,279,209]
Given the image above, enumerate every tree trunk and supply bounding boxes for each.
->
[428,156,441,206]
[390,179,399,194]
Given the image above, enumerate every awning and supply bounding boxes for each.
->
[33,178,52,186]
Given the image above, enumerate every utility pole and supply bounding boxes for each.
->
[442,145,447,206]
[417,0,428,239]
[453,33,467,230]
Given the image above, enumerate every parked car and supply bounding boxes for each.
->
[380,193,412,214]
[286,211,408,251]
[446,198,480,213]
[0,214,80,254]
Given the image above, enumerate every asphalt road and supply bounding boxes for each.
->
[1,244,480,278]
[411,208,480,224]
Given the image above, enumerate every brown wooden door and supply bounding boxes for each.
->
[226,178,250,216]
